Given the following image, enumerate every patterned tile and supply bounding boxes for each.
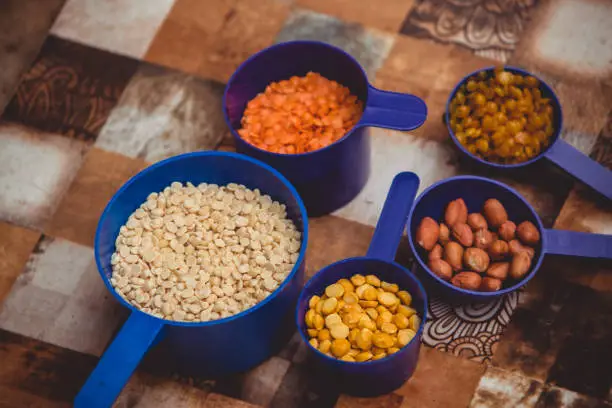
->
[0,236,127,356]
[45,148,149,247]
[0,223,41,304]
[50,0,175,59]
[3,36,139,141]
[374,36,495,141]
[399,0,539,62]
[469,366,544,408]
[295,0,416,32]
[275,9,395,79]
[0,122,88,230]
[396,347,486,407]
[95,63,227,162]
[334,128,458,226]
[0,0,66,114]
[145,0,290,83]
[0,329,97,403]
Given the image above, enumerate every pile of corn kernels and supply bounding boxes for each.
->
[304,274,420,362]
[110,182,301,322]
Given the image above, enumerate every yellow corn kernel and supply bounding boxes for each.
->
[365,275,381,287]
[347,348,360,357]
[372,332,395,349]
[409,314,421,331]
[381,281,399,293]
[372,352,387,361]
[393,313,410,329]
[397,305,416,318]
[376,305,389,314]
[309,338,319,349]
[348,328,360,344]
[330,323,350,339]
[340,355,355,362]
[355,351,373,362]
[381,322,398,335]
[365,308,378,320]
[315,298,324,314]
[325,313,342,328]
[309,295,320,309]
[358,314,377,331]
[350,274,366,286]
[355,328,373,350]
[388,347,400,354]
[307,329,318,338]
[313,313,324,330]
[378,292,399,307]
[397,291,412,306]
[355,283,373,299]
[305,309,315,328]
[331,338,351,357]
[343,292,359,305]
[318,328,331,342]
[342,310,362,328]
[321,298,338,315]
[319,339,331,353]
[337,278,354,293]
[359,300,378,308]
[397,329,416,347]
[325,283,345,299]
[363,287,378,301]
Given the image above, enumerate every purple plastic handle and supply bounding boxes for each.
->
[544,229,612,259]
[367,172,420,261]
[359,86,428,132]
[543,139,612,200]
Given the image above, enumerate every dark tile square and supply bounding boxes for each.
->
[4,36,138,141]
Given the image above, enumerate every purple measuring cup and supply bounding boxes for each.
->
[446,66,612,200]
[296,172,428,396]
[224,41,427,217]
[408,176,612,302]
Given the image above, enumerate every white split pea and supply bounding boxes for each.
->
[110,182,301,323]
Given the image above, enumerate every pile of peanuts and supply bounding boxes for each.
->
[304,274,420,362]
[416,198,540,292]
[238,72,364,154]
[109,181,301,322]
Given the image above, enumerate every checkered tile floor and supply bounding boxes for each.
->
[0,0,611,407]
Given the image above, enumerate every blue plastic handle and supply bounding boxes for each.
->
[75,312,165,408]
[367,172,420,261]
[543,139,612,200]
[359,86,428,131]
[544,229,612,259]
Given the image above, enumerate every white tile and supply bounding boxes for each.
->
[334,129,458,226]
[535,0,612,75]
[0,123,88,230]
[469,367,543,408]
[0,237,125,356]
[51,0,175,59]
[95,65,227,162]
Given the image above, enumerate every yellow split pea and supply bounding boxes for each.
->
[304,274,421,362]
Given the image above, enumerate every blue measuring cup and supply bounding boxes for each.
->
[446,66,612,200]
[408,176,612,302]
[224,41,428,216]
[296,172,428,396]
[75,152,308,408]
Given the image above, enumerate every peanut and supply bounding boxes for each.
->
[444,242,464,271]
[510,251,531,279]
[429,259,453,281]
[480,277,503,292]
[463,247,490,273]
[517,221,540,246]
[439,223,450,245]
[489,240,509,260]
[486,262,509,280]
[498,221,516,241]
[429,244,443,262]
[451,272,482,291]
[445,198,468,226]
[483,199,508,228]
[474,228,494,250]
[467,213,488,230]
[452,223,474,247]
[416,217,440,251]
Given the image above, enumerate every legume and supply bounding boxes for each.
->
[109,182,301,322]
[305,274,421,362]
[238,72,364,154]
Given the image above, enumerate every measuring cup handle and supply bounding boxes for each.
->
[358,86,428,131]
[75,312,165,408]
[544,229,612,259]
[367,172,420,261]
[543,139,612,200]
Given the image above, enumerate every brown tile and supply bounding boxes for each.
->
[335,393,404,408]
[536,385,612,408]
[374,36,495,141]
[469,366,544,408]
[269,362,340,408]
[45,148,149,247]
[204,393,262,408]
[395,346,485,408]
[0,222,40,304]
[0,0,66,114]
[0,386,69,408]
[0,329,97,403]
[400,0,539,62]
[3,36,139,141]
[306,215,374,278]
[145,0,290,83]
[296,0,414,32]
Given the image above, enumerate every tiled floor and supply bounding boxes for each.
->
[0,0,611,407]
